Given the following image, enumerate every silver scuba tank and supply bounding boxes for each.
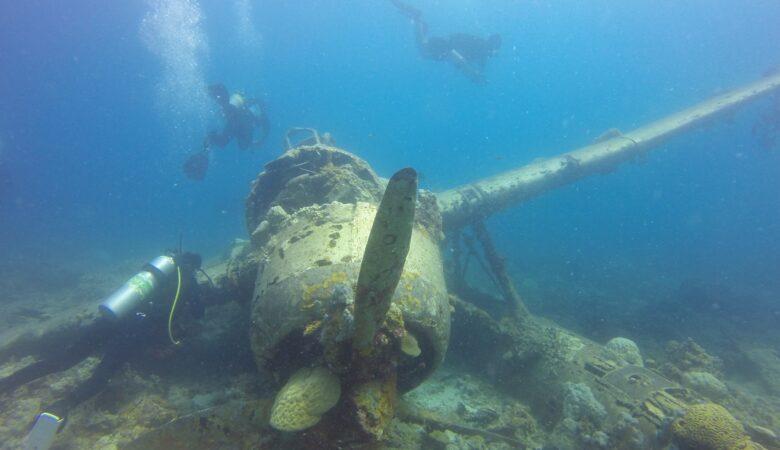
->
[98,255,177,320]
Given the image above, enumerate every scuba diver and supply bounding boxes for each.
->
[389,0,502,83]
[183,83,270,180]
[0,251,204,449]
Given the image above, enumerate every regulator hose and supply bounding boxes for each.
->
[167,266,183,345]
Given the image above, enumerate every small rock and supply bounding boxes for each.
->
[457,402,499,426]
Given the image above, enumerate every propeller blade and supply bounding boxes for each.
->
[353,168,417,353]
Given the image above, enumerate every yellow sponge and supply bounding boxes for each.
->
[401,332,421,357]
[269,366,341,432]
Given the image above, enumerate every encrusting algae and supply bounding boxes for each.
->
[351,377,398,439]
[301,271,349,310]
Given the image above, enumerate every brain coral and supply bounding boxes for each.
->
[270,366,341,431]
[671,403,757,450]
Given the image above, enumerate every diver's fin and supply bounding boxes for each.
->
[23,412,64,450]
[353,168,417,353]
[183,150,210,181]
[390,0,422,20]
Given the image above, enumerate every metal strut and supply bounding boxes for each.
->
[471,220,532,323]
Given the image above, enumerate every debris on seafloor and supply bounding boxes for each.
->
[663,338,724,379]
[11,306,50,321]
[395,367,541,449]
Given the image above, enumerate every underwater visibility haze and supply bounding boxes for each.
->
[1,1,779,449]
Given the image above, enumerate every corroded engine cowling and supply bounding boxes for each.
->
[246,145,450,392]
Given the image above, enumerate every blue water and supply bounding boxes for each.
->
[1,0,779,315]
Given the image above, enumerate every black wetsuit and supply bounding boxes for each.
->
[206,84,270,151]
[183,84,271,180]
[0,260,203,419]
[390,0,501,83]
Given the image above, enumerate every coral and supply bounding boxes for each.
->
[383,421,426,449]
[583,430,610,447]
[301,272,349,310]
[383,302,406,335]
[352,378,397,439]
[562,382,607,425]
[556,383,612,449]
[683,371,729,399]
[319,284,355,345]
[610,412,646,449]
[269,366,341,432]
[245,146,384,234]
[605,337,644,367]
[401,332,421,357]
[671,403,755,450]
[743,348,780,395]
[426,429,490,449]
[532,327,584,376]
[666,338,723,376]
[558,417,609,449]
[303,320,322,336]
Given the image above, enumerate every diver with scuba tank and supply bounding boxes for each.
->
[0,251,205,449]
[389,0,502,84]
[183,83,271,181]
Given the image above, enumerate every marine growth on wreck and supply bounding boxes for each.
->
[1,2,780,450]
